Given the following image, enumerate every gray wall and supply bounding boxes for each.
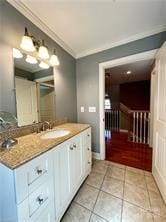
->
[76,32,166,153]
[107,84,120,109]
[0,1,77,122]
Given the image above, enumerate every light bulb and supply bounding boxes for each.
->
[49,54,60,66]
[26,55,38,64]
[20,28,35,52]
[39,61,49,69]
[126,70,132,75]
[38,40,49,59]
[13,48,23,58]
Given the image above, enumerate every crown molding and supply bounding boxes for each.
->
[76,25,166,59]
[7,0,76,58]
[6,0,166,59]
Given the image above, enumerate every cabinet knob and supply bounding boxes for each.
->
[70,146,73,150]
[88,161,91,164]
[37,196,44,205]
[36,169,43,175]
[87,147,90,151]
[87,134,90,137]
[73,143,77,148]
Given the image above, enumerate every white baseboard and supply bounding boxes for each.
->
[92,152,101,160]
[120,129,128,133]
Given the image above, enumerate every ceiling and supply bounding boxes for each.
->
[10,0,166,58]
[105,59,153,85]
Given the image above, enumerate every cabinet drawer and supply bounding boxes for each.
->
[27,155,48,186]
[17,182,53,222]
[28,181,50,217]
[14,152,51,204]
[35,204,53,222]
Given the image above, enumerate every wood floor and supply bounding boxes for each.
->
[105,131,152,171]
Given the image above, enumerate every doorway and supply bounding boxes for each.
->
[99,50,157,165]
[104,60,153,171]
[36,78,56,122]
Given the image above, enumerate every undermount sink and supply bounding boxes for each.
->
[41,129,70,139]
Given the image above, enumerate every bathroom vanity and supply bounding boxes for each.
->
[0,123,91,222]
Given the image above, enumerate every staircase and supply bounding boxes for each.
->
[105,103,150,144]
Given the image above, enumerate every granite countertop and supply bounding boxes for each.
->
[0,123,90,170]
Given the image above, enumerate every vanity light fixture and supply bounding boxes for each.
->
[20,28,60,66]
[20,28,36,52]
[49,49,60,66]
[13,48,23,58]
[26,55,38,64]
[38,40,49,60]
[39,61,49,69]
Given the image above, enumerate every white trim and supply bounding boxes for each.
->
[120,129,128,133]
[7,0,76,58]
[99,49,158,160]
[76,25,166,58]
[92,152,101,160]
[35,75,54,83]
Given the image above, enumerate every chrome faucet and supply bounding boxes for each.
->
[42,121,52,131]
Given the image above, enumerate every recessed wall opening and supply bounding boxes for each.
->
[104,59,154,170]
[99,50,157,167]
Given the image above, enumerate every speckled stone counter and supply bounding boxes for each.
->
[0,123,90,169]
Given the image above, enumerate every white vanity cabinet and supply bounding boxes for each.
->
[0,127,91,222]
[53,129,92,222]
[0,150,54,222]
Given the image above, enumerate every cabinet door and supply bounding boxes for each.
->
[74,136,83,188]
[82,129,92,175]
[68,139,76,193]
[68,136,83,193]
[53,143,70,219]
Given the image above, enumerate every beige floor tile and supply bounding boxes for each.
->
[101,177,124,199]
[92,162,108,175]
[92,159,97,165]
[86,172,105,189]
[153,215,166,222]
[124,183,151,210]
[106,166,125,181]
[94,191,122,222]
[110,161,126,169]
[122,201,153,222]
[100,160,111,166]
[126,166,145,175]
[94,160,110,166]
[61,202,91,222]
[105,167,112,178]
[149,190,166,218]
[90,214,108,222]
[125,170,147,189]
[144,171,153,177]
[146,176,160,194]
[74,184,99,210]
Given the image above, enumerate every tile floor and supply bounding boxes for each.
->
[61,160,166,222]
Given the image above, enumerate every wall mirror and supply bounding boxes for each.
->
[13,49,56,127]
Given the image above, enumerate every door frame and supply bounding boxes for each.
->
[99,49,158,160]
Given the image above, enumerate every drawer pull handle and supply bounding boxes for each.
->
[37,169,43,175]
[37,196,44,205]
[73,143,77,148]
[70,146,73,150]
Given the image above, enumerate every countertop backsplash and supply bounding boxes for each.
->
[0,118,68,142]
